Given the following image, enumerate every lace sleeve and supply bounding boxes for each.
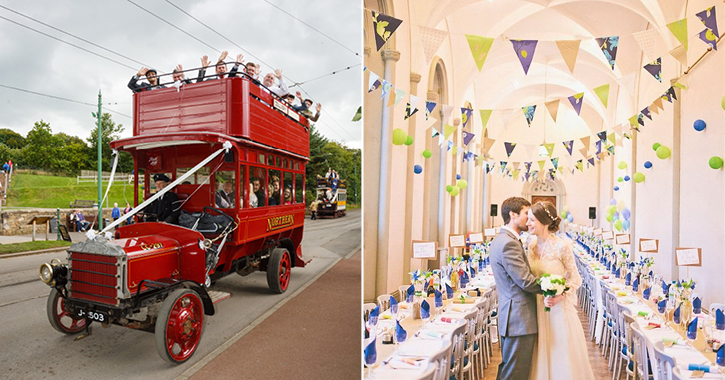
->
[560,241,582,292]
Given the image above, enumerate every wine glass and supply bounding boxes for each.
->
[364,341,378,378]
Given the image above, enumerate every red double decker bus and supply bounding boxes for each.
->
[39,74,311,363]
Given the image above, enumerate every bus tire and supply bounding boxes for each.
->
[267,248,291,294]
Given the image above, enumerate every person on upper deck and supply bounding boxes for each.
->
[301,102,322,122]
[245,62,260,81]
[262,69,289,97]
[172,64,194,85]
[128,67,165,93]
[197,51,243,81]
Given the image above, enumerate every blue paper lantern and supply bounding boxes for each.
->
[614,186,619,191]
[413,165,423,174]
[644,161,652,169]
[624,175,630,182]
[694,119,706,132]
[456,174,461,180]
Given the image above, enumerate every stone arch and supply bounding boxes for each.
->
[522,178,567,210]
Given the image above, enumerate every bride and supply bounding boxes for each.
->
[526,201,595,380]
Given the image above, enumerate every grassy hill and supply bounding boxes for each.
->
[6,173,142,209]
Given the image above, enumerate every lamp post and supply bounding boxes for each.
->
[95,90,103,230]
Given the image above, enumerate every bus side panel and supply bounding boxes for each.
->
[136,83,228,135]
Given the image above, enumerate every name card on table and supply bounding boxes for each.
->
[602,231,614,240]
[468,232,484,244]
[412,241,438,259]
[594,228,603,236]
[615,234,631,245]
[484,228,496,237]
[639,239,659,253]
[449,234,466,248]
[675,248,702,266]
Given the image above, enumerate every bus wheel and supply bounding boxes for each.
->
[155,288,205,364]
[47,288,86,334]
[267,248,291,294]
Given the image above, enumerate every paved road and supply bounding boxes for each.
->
[0,209,360,380]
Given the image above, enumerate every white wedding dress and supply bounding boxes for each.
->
[527,234,595,380]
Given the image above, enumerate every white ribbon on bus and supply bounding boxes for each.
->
[87,141,232,240]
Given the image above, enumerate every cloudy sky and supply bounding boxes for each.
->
[0,0,362,148]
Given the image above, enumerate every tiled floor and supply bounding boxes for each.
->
[482,305,612,379]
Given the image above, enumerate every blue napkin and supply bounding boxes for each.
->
[389,295,398,315]
[716,309,725,330]
[717,342,724,366]
[369,305,380,326]
[687,317,698,340]
[421,299,430,320]
[478,259,484,271]
[364,337,377,366]
[632,277,639,292]
[662,280,670,295]
[615,267,621,278]
[673,303,681,324]
[445,283,454,299]
[460,271,469,288]
[649,270,653,277]
[395,319,407,343]
[625,272,632,286]
[406,284,415,303]
[434,289,443,307]
[657,299,667,314]
[643,287,651,300]
[692,297,701,314]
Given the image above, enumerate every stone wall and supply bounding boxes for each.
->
[0,208,115,236]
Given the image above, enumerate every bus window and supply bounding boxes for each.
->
[250,167,266,207]
[259,153,265,164]
[215,171,235,209]
[150,173,173,194]
[283,171,293,205]
[267,155,274,166]
[276,156,282,167]
[295,173,304,203]
[240,164,249,208]
[268,169,281,206]
[176,167,210,184]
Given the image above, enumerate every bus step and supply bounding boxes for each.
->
[208,290,231,304]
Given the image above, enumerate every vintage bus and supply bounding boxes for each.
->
[39,73,311,363]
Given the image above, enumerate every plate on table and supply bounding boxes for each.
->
[387,356,430,370]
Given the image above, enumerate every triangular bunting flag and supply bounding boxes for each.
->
[419,26,448,63]
[638,113,645,126]
[543,143,554,157]
[644,57,662,82]
[372,11,403,51]
[652,97,663,112]
[587,157,595,167]
[551,157,559,170]
[613,124,624,136]
[500,162,508,173]
[575,160,583,172]
[607,145,615,154]
[511,40,538,75]
[580,136,591,151]
[667,18,688,51]
[669,45,688,66]
[394,88,406,105]
[443,124,456,139]
[618,72,636,98]
[607,132,616,145]
[696,7,719,50]
[524,162,532,173]
[431,127,440,138]
[440,105,454,123]
[522,105,537,127]
[596,36,619,70]
[462,131,475,146]
[352,106,362,122]
[425,101,437,120]
[545,100,560,122]
[461,107,473,129]
[562,140,574,155]
[386,86,396,107]
[404,103,418,120]
[380,80,392,99]
[524,144,539,159]
[633,28,668,62]
[667,86,677,101]
[482,137,496,154]
[479,110,493,132]
[504,142,517,157]
[512,169,520,181]
[447,141,454,151]
[512,162,521,171]
[368,71,381,93]
[579,147,588,158]
[596,131,607,142]
[567,93,584,115]
[537,160,546,171]
[556,40,581,73]
[593,84,610,107]
[628,114,639,128]
[641,107,652,120]
[465,35,495,71]
[595,140,602,154]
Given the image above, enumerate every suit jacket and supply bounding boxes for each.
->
[196,64,240,82]
[150,191,180,223]
[489,228,541,337]
[127,75,165,93]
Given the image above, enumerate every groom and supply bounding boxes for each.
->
[490,197,542,380]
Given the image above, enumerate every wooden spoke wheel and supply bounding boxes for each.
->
[155,288,205,364]
[47,288,86,334]
[267,248,291,294]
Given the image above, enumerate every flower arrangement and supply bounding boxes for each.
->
[537,274,570,312]
[677,278,696,291]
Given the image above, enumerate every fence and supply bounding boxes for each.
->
[77,170,143,185]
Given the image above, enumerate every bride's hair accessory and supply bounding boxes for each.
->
[542,204,558,221]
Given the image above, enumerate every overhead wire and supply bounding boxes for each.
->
[0,4,151,69]
[292,63,362,87]
[0,84,131,119]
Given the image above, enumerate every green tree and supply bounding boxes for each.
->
[24,120,61,170]
[0,128,26,149]
[54,133,91,175]
[305,124,330,203]
[87,113,125,171]
[321,141,360,206]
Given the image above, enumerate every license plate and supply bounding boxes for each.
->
[76,307,108,323]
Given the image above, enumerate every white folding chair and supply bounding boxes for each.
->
[671,366,686,380]
[416,362,437,380]
[653,341,677,380]
[377,294,391,312]
[458,308,478,380]
[630,321,652,380]
[448,320,467,380]
[363,302,376,322]
[613,308,635,380]
[399,285,410,302]
[427,339,452,380]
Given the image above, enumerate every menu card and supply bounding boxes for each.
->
[412,241,438,259]
[449,234,466,248]
[675,248,702,266]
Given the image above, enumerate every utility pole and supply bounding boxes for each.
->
[97,90,103,231]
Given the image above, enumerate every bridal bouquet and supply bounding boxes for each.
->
[537,274,570,312]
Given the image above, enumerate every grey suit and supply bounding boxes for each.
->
[490,228,541,380]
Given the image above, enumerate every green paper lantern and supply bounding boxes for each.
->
[617,177,623,183]
[652,142,661,151]
[404,135,414,146]
[422,149,432,159]
[614,219,623,231]
[655,145,671,159]
[617,161,627,170]
[449,185,460,196]
[457,179,468,189]
[446,185,453,193]
[633,172,645,183]
[709,156,724,170]
[721,95,725,110]
[392,128,406,145]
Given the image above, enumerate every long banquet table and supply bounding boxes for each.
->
[574,245,725,380]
